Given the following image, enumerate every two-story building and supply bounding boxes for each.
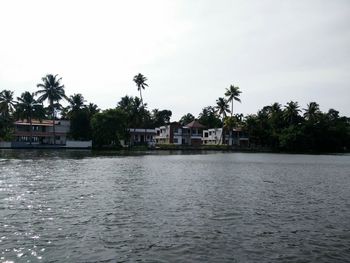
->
[0,119,92,149]
[155,122,183,144]
[155,120,206,146]
[184,120,206,146]
[13,119,70,146]
[202,127,249,146]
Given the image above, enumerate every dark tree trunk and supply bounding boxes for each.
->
[51,100,56,145]
[29,112,33,145]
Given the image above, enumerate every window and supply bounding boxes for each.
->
[173,138,178,143]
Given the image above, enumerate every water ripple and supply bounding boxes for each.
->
[0,151,350,262]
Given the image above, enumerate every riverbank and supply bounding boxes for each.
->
[1,143,348,155]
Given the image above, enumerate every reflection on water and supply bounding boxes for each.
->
[1,150,350,262]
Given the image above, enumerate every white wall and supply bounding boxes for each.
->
[0,142,11,148]
[66,140,92,148]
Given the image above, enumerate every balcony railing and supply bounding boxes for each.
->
[14,131,67,137]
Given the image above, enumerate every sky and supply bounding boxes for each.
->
[0,0,349,120]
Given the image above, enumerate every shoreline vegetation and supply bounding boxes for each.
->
[1,73,349,153]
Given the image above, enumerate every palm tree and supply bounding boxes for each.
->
[303,102,320,121]
[68,93,86,113]
[327,108,339,121]
[224,85,241,117]
[224,116,237,145]
[0,90,16,119]
[215,97,230,120]
[215,97,230,144]
[87,103,99,116]
[283,101,301,125]
[133,73,148,107]
[16,92,44,145]
[36,74,68,144]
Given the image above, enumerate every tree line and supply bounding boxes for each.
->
[0,73,172,147]
[1,73,349,152]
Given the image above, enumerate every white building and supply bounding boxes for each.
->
[155,120,205,146]
[202,127,249,146]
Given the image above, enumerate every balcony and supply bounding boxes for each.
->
[191,133,202,139]
[14,131,67,137]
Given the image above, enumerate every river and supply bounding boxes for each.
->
[1,150,350,262]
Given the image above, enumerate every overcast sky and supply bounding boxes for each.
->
[0,0,349,120]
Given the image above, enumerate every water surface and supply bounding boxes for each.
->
[1,150,350,262]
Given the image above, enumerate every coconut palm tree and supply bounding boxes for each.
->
[283,101,301,125]
[133,73,148,107]
[16,92,44,145]
[67,93,86,113]
[215,97,230,120]
[36,74,68,144]
[0,90,16,119]
[224,116,237,145]
[303,102,320,121]
[215,97,230,144]
[224,85,241,117]
[87,103,99,116]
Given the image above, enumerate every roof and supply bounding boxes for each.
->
[184,120,206,129]
[14,119,59,126]
[128,128,156,134]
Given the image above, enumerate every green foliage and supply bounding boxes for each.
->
[133,73,148,107]
[36,74,67,108]
[246,102,350,152]
[0,90,16,140]
[91,108,128,148]
[117,95,172,129]
[151,109,172,127]
[0,90,16,118]
[16,92,45,121]
[179,113,195,125]
[117,96,148,128]
[224,84,242,116]
[215,97,230,119]
[198,106,222,128]
[0,116,14,141]
[69,109,92,140]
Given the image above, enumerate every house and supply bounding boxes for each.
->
[155,122,183,144]
[0,119,92,149]
[13,119,70,146]
[230,128,249,147]
[202,128,223,145]
[128,128,156,146]
[155,120,206,146]
[202,127,249,146]
[184,120,206,146]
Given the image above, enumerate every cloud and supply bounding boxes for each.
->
[0,0,349,120]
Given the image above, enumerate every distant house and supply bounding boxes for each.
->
[184,120,206,146]
[155,122,182,144]
[128,128,156,146]
[0,119,92,149]
[14,119,70,146]
[202,128,222,145]
[155,120,206,146]
[202,127,249,146]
